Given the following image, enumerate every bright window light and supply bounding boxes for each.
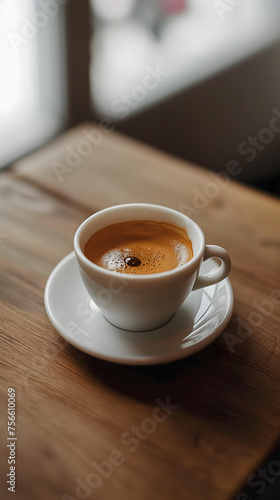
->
[0,0,39,122]
[0,0,66,168]
[91,0,136,22]
[90,0,280,119]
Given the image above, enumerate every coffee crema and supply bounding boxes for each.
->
[84,220,193,275]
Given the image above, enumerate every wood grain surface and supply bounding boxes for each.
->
[0,124,280,500]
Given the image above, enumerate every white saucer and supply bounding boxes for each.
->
[44,252,234,365]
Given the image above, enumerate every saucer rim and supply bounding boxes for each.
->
[44,252,234,365]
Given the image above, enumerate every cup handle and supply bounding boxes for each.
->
[192,245,231,291]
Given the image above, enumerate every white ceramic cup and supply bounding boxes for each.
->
[74,203,231,331]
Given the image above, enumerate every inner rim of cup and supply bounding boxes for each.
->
[74,203,205,279]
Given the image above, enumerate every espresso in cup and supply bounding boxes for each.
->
[84,220,193,275]
[75,204,231,330]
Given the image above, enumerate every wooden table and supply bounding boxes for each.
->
[0,123,280,500]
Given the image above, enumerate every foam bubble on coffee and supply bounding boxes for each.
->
[84,221,193,275]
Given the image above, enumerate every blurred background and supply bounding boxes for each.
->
[1,0,280,193]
